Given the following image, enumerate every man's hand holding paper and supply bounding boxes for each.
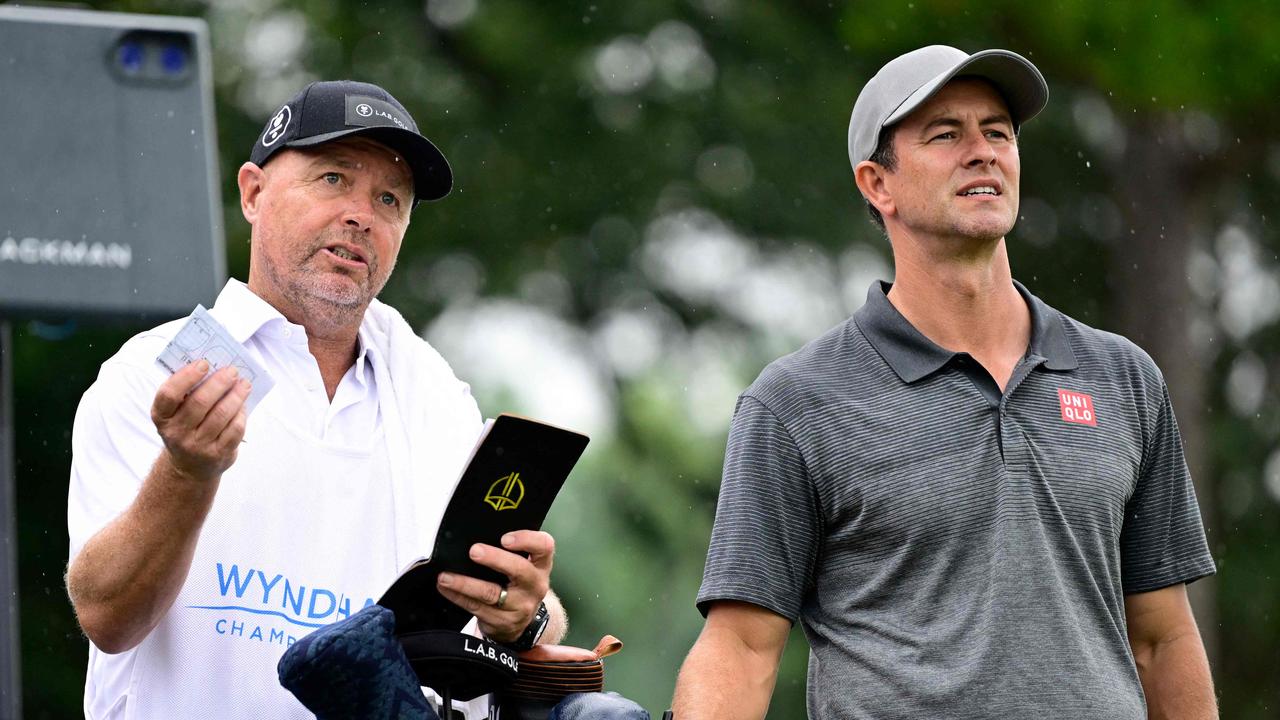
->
[156,305,274,413]
[151,359,250,485]
[150,305,276,482]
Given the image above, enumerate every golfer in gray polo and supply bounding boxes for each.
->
[671,46,1217,719]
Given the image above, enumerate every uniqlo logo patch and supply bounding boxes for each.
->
[1058,389,1097,426]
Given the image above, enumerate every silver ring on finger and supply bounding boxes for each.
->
[495,588,508,609]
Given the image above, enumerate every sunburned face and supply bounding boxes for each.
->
[241,136,413,330]
[879,78,1021,244]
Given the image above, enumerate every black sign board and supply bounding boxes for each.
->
[0,6,224,319]
[0,8,225,716]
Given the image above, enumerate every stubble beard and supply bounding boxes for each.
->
[259,229,392,332]
[944,193,1019,244]
[950,214,1015,243]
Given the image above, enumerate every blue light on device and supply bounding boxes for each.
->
[118,41,144,74]
[160,44,186,74]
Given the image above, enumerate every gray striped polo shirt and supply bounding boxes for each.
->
[697,280,1215,719]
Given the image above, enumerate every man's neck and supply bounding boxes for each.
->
[306,329,360,401]
[247,279,364,401]
[885,233,1030,390]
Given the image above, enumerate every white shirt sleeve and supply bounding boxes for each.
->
[67,354,168,562]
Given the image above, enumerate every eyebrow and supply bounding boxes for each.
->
[307,153,412,191]
[919,113,1014,133]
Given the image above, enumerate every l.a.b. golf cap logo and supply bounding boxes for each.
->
[261,104,291,147]
[345,95,411,131]
[484,472,525,511]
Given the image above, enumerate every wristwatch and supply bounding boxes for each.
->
[508,601,550,651]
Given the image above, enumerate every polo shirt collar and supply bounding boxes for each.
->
[853,279,1077,384]
[208,279,286,344]
[211,279,377,368]
[1021,281,1077,372]
[355,320,381,380]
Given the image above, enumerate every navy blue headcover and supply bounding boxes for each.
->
[278,604,437,719]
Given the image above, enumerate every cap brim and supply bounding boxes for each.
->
[884,49,1048,130]
[288,126,453,205]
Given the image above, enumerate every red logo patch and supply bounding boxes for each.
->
[1058,389,1097,426]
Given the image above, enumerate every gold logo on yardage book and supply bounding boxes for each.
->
[484,472,525,511]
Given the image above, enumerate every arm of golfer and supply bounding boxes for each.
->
[1125,583,1217,720]
[67,362,249,654]
[671,600,790,719]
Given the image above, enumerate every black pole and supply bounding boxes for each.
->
[440,686,452,720]
[0,320,21,718]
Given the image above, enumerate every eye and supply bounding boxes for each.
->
[379,191,400,207]
[322,171,341,185]
[985,129,1011,141]
[931,131,956,142]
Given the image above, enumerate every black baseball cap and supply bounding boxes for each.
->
[250,80,452,204]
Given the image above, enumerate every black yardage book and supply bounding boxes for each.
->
[379,414,589,633]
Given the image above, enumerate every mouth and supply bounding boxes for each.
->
[956,181,1003,198]
[321,244,368,268]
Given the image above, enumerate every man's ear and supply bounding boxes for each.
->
[237,161,266,225]
[854,160,895,220]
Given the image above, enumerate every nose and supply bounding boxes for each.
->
[962,134,998,168]
[341,194,375,233]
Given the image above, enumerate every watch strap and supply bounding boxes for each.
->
[509,601,550,651]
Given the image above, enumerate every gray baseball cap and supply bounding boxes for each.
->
[847,45,1048,168]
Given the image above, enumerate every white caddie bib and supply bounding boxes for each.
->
[122,406,397,719]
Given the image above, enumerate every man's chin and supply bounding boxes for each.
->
[298,279,369,311]
[953,217,1015,243]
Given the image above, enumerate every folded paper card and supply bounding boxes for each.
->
[155,304,274,413]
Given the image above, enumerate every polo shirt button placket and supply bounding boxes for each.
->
[996,399,1008,463]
